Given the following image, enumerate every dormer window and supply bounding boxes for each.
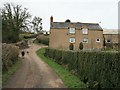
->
[69,28,75,34]
[82,28,88,34]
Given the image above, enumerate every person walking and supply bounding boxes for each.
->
[21,50,25,58]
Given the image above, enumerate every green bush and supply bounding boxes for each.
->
[45,48,120,88]
[36,35,49,45]
[23,34,37,39]
[79,42,83,50]
[2,44,19,72]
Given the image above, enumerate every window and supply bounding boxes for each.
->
[69,28,75,34]
[96,39,100,43]
[82,28,88,34]
[107,40,111,43]
[69,38,75,43]
[82,38,88,43]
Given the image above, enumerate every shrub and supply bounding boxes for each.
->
[2,44,19,72]
[79,42,83,50]
[23,34,37,39]
[45,48,120,88]
[36,35,49,45]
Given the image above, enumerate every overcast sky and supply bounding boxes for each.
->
[0,0,119,31]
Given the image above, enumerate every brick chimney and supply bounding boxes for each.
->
[50,16,53,23]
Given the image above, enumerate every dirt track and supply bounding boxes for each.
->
[3,42,65,88]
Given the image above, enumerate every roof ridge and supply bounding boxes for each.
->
[53,22,99,24]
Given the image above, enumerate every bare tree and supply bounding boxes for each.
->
[32,16,42,33]
[1,3,31,43]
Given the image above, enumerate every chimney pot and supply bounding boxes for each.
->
[50,16,53,23]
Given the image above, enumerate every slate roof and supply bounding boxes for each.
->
[50,22,103,30]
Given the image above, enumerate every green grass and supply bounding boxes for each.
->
[2,59,22,85]
[36,48,87,88]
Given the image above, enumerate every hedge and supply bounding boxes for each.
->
[23,34,37,39]
[36,35,49,45]
[2,44,19,72]
[44,48,120,88]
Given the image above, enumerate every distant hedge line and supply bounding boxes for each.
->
[44,48,120,88]
[23,34,37,39]
[2,44,19,72]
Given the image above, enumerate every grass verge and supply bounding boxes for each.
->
[2,59,22,85]
[36,48,86,88]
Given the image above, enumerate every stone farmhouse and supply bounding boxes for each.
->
[49,16,104,50]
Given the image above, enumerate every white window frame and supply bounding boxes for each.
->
[82,38,88,43]
[69,28,75,34]
[69,38,75,43]
[96,38,100,43]
[82,28,88,34]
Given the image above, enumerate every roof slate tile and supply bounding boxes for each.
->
[51,22,103,30]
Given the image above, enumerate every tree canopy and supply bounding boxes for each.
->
[1,3,43,43]
[1,3,31,43]
[31,16,42,33]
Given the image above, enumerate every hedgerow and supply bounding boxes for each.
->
[23,34,37,39]
[36,35,49,45]
[45,48,120,88]
[2,44,19,72]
